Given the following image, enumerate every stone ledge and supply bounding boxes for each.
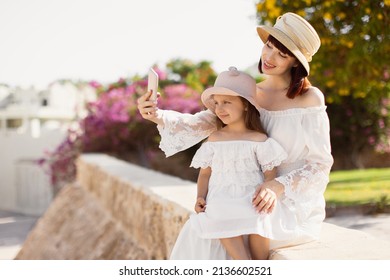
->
[16,154,390,259]
[77,154,194,259]
[270,222,390,259]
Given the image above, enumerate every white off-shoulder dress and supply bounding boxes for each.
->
[157,105,333,259]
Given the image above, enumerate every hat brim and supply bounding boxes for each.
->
[201,86,259,113]
[257,26,310,75]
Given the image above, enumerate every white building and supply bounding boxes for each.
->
[0,82,96,215]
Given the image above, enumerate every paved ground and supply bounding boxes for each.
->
[0,209,389,260]
[325,213,390,243]
[0,210,39,260]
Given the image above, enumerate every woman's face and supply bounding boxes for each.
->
[261,40,298,76]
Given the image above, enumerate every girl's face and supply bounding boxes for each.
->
[213,95,246,126]
[261,40,298,76]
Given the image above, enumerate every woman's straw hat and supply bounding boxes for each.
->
[201,66,258,112]
[257,12,320,75]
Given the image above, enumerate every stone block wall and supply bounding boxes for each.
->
[15,154,390,260]
[16,154,194,259]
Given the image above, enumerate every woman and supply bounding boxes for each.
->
[138,12,333,257]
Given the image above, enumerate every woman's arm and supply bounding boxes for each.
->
[137,91,218,157]
[274,109,333,202]
[251,168,282,214]
[252,178,283,214]
[263,168,276,182]
[253,109,333,216]
[195,167,211,213]
[157,109,217,157]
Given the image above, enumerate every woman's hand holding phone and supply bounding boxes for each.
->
[137,68,163,125]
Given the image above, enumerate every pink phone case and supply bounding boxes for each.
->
[147,68,159,100]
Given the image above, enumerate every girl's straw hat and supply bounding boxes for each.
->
[257,12,321,75]
[201,66,258,113]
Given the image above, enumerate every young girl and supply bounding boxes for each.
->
[169,67,287,260]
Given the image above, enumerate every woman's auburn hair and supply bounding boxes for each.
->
[258,35,311,99]
[216,97,266,134]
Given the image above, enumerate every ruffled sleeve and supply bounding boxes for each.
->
[275,108,334,202]
[256,138,287,172]
[156,109,217,157]
[190,143,214,169]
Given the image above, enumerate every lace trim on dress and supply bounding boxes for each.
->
[261,157,285,172]
[212,158,260,172]
[157,110,217,157]
[256,138,287,171]
[275,163,330,202]
[190,140,287,173]
[190,159,211,169]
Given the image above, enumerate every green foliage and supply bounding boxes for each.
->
[255,0,390,168]
[325,168,390,206]
[376,194,389,213]
[166,59,217,92]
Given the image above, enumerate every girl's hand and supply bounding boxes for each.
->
[252,180,284,214]
[195,197,207,213]
[137,90,162,124]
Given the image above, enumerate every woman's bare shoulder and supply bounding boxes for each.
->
[300,86,325,107]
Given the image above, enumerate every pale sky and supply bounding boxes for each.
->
[0,0,262,89]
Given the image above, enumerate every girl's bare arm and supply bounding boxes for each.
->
[195,167,211,213]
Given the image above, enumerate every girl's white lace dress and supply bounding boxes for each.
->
[157,104,333,260]
[193,139,286,230]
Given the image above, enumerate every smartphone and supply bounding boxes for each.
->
[147,68,159,101]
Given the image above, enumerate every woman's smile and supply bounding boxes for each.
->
[262,60,276,70]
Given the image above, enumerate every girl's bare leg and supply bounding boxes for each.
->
[248,234,270,260]
[220,236,250,260]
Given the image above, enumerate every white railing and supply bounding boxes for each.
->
[0,119,67,214]
[14,159,53,216]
